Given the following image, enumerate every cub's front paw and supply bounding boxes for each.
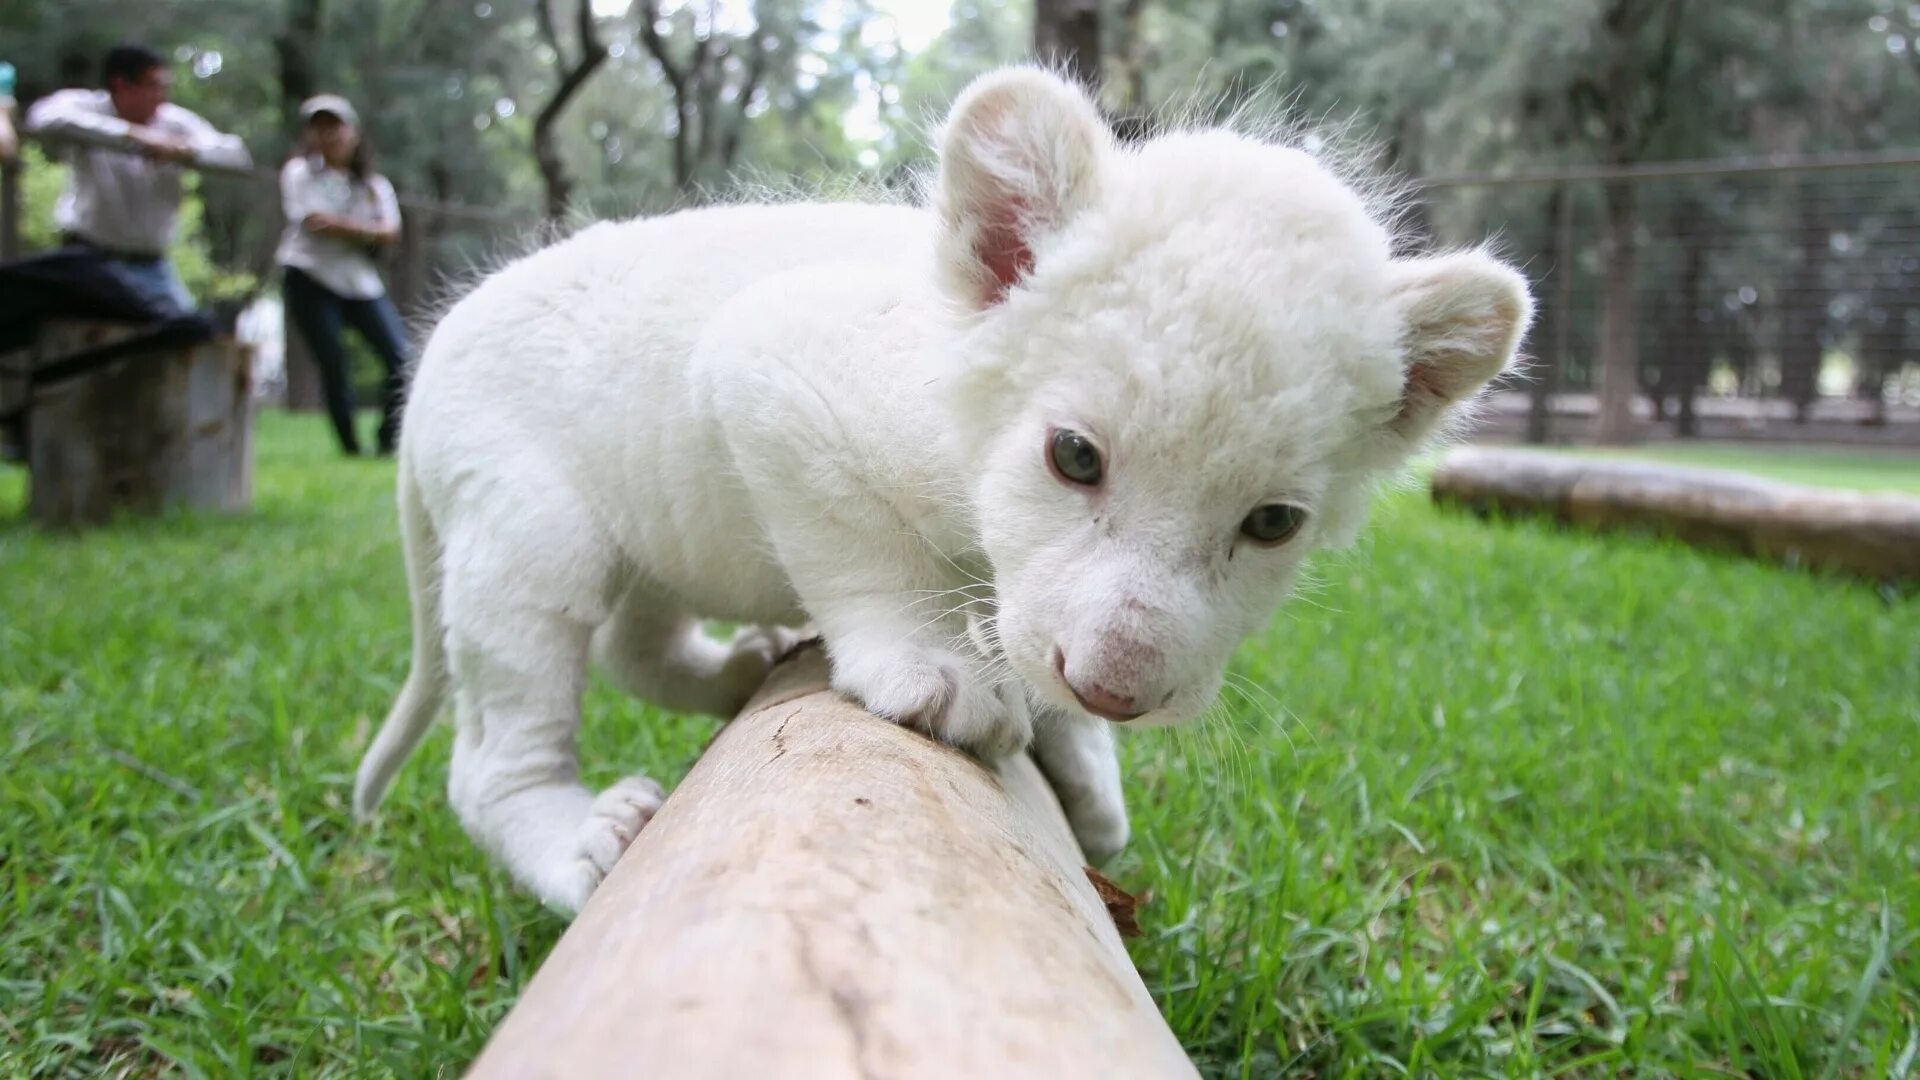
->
[832,645,1032,761]
[1061,785,1129,865]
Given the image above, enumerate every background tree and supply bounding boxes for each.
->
[1033,0,1099,90]
[533,0,618,220]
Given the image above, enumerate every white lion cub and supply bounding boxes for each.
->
[354,67,1531,913]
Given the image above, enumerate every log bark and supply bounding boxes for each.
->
[467,648,1195,1080]
[26,322,254,527]
[1430,447,1920,583]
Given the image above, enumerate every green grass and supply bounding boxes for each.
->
[1561,442,1920,494]
[4,416,1916,1077]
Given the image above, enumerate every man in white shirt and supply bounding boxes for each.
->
[21,43,252,315]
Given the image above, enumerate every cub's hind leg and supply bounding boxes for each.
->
[436,487,663,914]
[591,583,798,718]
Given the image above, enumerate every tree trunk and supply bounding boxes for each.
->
[274,0,324,131]
[1641,290,1671,425]
[1110,0,1150,113]
[1594,179,1641,444]
[275,0,327,413]
[390,162,451,323]
[1672,199,1710,438]
[1034,0,1102,93]
[1857,274,1908,428]
[531,131,575,221]
[1779,180,1829,424]
[1525,185,1570,445]
[636,0,698,192]
[1585,0,1687,444]
[281,310,324,412]
[533,0,611,220]
[1674,367,1698,436]
[1,156,20,262]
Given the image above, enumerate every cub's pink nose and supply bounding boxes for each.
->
[1053,648,1145,723]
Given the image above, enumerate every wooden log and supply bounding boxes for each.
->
[468,648,1195,1080]
[1431,446,1920,582]
[26,321,254,527]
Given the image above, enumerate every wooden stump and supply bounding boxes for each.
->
[1431,447,1920,582]
[25,321,254,527]
[467,649,1196,1080]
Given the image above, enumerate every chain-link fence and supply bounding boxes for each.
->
[1416,152,1920,447]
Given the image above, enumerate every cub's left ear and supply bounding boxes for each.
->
[1385,249,1533,443]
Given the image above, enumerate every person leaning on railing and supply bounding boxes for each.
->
[275,94,410,458]
[19,43,251,317]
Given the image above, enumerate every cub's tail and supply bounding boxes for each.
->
[354,454,447,819]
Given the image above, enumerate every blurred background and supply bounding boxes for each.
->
[3,0,1918,444]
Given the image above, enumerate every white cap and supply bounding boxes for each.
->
[298,94,359,128]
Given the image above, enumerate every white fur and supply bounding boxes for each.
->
[354,68,1532,914]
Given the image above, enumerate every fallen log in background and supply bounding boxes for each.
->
[468,648,1196,1080]
[1430,447,1920,582]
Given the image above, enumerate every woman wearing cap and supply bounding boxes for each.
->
[277,94,408,456]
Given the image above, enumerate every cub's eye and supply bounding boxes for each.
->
[1240,503,1308,545]
[1047,429,1104,487]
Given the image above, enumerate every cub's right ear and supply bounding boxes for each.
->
[933,68,1111,311]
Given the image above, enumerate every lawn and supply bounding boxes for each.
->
[3,415,1916,1078]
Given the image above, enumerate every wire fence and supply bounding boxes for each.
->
[6,141,1920,445]
[1415,151,1920,447]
